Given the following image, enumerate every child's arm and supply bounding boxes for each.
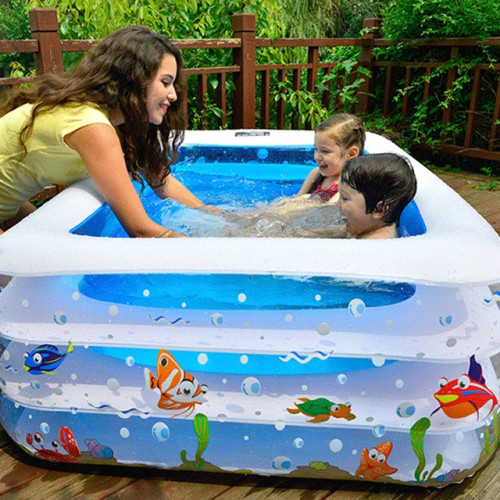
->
[293,225,348,239]
[297,167,320,196]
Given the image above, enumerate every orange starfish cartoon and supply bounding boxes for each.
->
[355,441,398,480]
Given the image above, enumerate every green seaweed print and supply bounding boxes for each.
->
[180,413,210,470]
[483,411,499,457]
[410,417,443,482]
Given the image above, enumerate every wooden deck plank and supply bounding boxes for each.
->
[102,473,243,500]
[0,444,47,495]
[433,169,500,234]
[215,475,339,499]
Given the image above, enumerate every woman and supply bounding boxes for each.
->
[0,25,207,237]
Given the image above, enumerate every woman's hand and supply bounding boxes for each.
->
[198,204,222,215]
[158,229,187,238]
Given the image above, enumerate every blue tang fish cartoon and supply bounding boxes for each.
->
[24,341,73,375]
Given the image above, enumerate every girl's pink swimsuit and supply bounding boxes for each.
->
[312,179,338,201]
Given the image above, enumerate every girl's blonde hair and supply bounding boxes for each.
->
[315,113,366,153]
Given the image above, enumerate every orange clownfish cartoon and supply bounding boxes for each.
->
[431,355,498,420]
[145,349,208,417]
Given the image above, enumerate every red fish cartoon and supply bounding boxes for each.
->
[431,355,498,420]
[145,349,208,417]
[355,441,398,480]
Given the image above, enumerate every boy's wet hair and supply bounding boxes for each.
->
[341,153,417,225]
[315,113,366,153]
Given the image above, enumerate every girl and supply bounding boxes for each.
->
[297,113,365,201]
[0,26,208,238]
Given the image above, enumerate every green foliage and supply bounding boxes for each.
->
[341,0,383,37]
[382,0,500,39]
[190,93,225,130]
[0,0,33,77]
[29,0,285,40]
[278,0,343,38]
[1,0,498,171]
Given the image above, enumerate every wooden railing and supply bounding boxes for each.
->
[1,8,499,162]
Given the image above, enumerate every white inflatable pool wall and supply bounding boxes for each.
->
[0,131,499,486]
[0,131,499,285]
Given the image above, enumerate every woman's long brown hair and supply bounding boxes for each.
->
[0,26,187,188]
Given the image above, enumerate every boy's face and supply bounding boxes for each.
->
[337,182,378,237]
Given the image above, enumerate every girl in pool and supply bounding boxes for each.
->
[0,26,209,238]
[296,113,366,201]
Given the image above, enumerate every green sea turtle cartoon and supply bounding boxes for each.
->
[287,397,356,423]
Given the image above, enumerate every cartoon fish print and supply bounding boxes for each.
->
[23,341,73,375]
[431,355,498,419]
[144,349,208,417]
[355,441,398,480]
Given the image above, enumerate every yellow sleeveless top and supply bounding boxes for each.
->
[0,103,112,221]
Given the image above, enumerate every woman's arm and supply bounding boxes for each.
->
[152,174,204,207]
[65,123,181,238]
[153,173,222,214]
[297,167,320,196]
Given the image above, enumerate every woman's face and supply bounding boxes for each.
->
[146,53,178,125]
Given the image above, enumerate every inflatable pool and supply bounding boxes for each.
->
[0,130,499,486]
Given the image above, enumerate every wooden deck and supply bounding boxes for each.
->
[0,169,499,499]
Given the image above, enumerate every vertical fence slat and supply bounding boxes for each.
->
[464,68,482,148]
[383,65,393,117]
[402,67,411,119]
[197,74,208,129]
[321,67,332,110]
[305,46,319,129]
[276,69,286,129]
[292,69,301,129]
[422,66,432,104]
[217,73,227,128]
[260,70,271,129]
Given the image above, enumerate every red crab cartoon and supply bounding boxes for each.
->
[26,426,81,462]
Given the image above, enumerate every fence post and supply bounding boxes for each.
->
[29,8,64,76]
[356,18,381,115]
[232,13,256,129]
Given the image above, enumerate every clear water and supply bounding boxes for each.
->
[71,144,426,238]
[79,273,415,310]
[77,162,335,238]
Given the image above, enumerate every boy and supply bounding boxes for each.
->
[336,153,417,239]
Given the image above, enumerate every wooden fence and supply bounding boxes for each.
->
[1,8,499,162]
